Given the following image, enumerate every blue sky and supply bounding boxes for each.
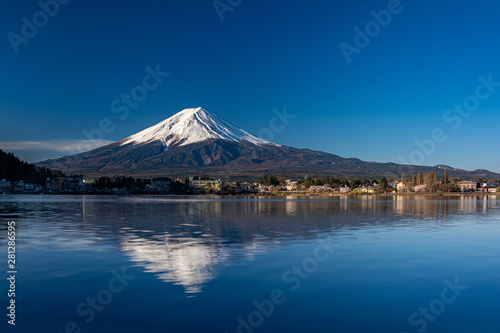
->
[1,0,499,172]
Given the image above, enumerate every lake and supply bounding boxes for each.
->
[1,194,499,332]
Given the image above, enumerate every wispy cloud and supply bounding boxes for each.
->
[0,139,113,154]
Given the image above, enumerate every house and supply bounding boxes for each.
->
[50,178,65,192]
[285,181,298,191]
[13,181,25,193]
[24,183,35,192]
[413,184,427,192]
[258,184,280,192]
[63,175,84,191]
[397,182,411,192]
[188,177,221,191]
[82,180,93,192]
[356,186,376,194]
[308,185,334,193]
[458,181,479,192]
[481,183,498,193]
[339,186,351,194]
[258,184,269,192]
[0,179,11,193]
[389,181,399,189]
[240,182,253,191]
[151,177,172,191]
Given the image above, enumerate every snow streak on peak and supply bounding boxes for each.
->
[120,107,280,148]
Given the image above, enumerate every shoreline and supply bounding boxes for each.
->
[2,192,499,199]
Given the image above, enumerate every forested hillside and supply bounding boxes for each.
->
[0,149,63,183]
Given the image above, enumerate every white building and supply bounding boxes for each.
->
[188,177,221,190]
[285,181,298,191]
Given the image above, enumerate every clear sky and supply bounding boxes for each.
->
[1,0,499,172]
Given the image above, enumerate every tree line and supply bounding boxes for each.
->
[401,170,457,192]
[0,149,64,184]
[93,176,151,190]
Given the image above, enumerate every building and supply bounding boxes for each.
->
[339,186,351,194]
[62,175,84,191]
[0,179,11,193]
[481,183,498,193]
[308,185,334,193]
[397,182,411,192]
[82,180,93,192]
[188,177,221,191]
[356,186,376,194]
[50,178,65,192]
[24,183,35,192]
[458,181,479,192]
[285,181,298,191]
[413,184,428,192]
[12,181,25,193]
[389,181,399,189]
[151,177,172,191]
[258,184,270,192]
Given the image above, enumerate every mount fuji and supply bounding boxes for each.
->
[120,107,278,149]
[36,107,500,179]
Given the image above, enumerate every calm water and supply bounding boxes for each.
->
[1,194,500,332]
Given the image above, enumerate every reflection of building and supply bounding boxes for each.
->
[458,195,478,212]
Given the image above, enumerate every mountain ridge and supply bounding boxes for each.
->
[36,107,500,180]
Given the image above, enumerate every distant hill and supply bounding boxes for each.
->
[0,149,63,183]
[36,107,500,180]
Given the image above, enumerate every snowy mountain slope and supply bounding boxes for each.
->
[120,107,279,149]
[35,107,500,179]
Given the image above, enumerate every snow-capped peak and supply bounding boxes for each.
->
[120,107,280,149]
